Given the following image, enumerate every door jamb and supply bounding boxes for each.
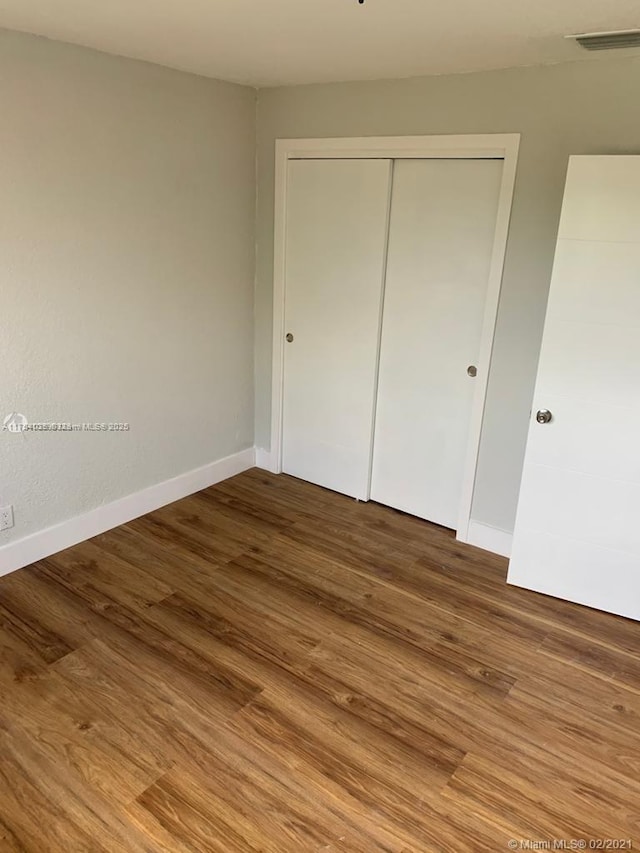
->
[269,133,520,545]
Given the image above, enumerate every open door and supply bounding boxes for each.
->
[509,156,640,621]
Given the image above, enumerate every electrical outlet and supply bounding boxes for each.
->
[0,505,14,532]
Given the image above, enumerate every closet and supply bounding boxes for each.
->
[281,154,504,531]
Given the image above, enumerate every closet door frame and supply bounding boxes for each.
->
[268,134,520,547]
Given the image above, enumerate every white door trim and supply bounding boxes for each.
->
[270,134,520,543]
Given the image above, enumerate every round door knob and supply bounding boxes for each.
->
[467,365,477,378]
[286,333,294,343]
[536,409,553,424]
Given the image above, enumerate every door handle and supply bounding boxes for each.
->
[536,409,553,424]
[467,365,477,378]
[286,333,294,343]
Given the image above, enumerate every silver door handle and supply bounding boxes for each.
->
[536,409,553,424]
[467,365,477,378]
[286,333,294,343]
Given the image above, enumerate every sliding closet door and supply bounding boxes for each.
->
[371,159,503,529]
[282,159,392,500]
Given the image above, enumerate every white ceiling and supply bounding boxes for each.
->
[0,0,638,87]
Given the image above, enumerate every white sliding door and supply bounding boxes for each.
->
[509,156,640,621]
[282,159,392,499]
[370,159,503,529]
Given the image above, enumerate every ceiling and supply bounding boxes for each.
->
[0,0,638,87]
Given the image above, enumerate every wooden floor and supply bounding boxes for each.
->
[1,470,639,851]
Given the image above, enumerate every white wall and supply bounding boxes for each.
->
[0,29,256,546]
[255,56,640,534]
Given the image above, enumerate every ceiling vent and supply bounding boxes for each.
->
[567,29,640,51]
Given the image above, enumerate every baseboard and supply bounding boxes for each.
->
[255,447,278,473]
[465,520,513,558]
[0,447,256,578]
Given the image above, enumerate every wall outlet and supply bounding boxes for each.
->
[0,505,14,532]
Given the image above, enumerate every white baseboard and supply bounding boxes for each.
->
[0,447,256,579]
[0,451,511,577]
[464,520,513,558]
[255,447,278,473]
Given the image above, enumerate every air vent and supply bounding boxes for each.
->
[567,29,640,51]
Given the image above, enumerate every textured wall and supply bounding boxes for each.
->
[255,56,640,533]
[0,29,256,544]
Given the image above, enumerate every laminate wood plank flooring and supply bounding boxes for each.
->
[1,468,639,851]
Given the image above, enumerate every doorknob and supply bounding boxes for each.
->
[286,333,294,343]
[536,409,553,424]
[467,365,477,378]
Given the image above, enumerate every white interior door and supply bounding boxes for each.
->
[282,158,392,499]
[370,159,503,529]
[509,156,640,621]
